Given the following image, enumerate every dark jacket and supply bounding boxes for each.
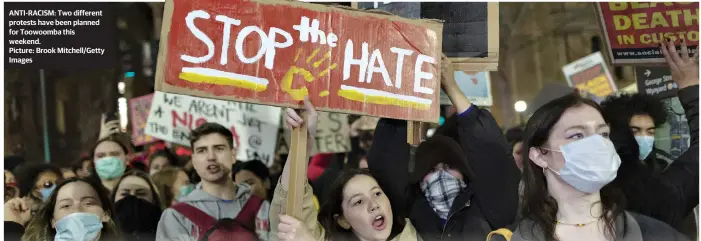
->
[5,221,24,241]
[488,211,690,241]
[368,106,521,241]
[612,85,699,229]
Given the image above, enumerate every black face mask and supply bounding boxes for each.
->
[114,195,162,239]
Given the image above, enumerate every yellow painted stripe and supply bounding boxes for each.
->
[338,89,430,110]
[178,72,267,92]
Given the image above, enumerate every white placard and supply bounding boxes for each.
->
[145,91,281,166]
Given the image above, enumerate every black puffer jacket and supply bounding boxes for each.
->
[368,106,521,241]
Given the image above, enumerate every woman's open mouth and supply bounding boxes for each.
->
[372,215,386,230]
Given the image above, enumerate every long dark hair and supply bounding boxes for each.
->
[520,94,626,241]
[22,177,122,241]
[110,169,166,210]
[318,169,405,241]
[15,163,63,199]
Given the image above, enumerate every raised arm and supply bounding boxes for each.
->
[441,56,521,228]
[367,117,411,217]
[271,97,324,241]
[656,40,699,225]
[279,98,318,191]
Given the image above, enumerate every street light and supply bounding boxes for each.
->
[118,97,128,131]
[118,81,126,95]
[514,100,527,113]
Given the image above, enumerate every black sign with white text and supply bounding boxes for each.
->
[635,66,678,99]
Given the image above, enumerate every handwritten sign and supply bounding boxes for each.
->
[439,71,493,106]
[282,111,350,155]
[562,52,617,99]
[635,66,678,99]
[144,91,282,166]
[129,93,159,146]
[156,0,443,123]
[596,2,699,64]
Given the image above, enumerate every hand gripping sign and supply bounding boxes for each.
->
[155,0,443,123]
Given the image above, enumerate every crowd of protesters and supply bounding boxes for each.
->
[3,41,699,241]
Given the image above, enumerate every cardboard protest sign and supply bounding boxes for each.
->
[596,2,699,64]
[144,91,282,166]
[129,93,159,146]
[562,52,617,99]
[282,111,350,155]
[439,71,493,106]
[156,0,443,123]
[635,66,678,99]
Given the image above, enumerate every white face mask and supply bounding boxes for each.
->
[546,135,621,193]
[54,212,103,241]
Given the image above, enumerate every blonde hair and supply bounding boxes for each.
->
[151,167,186,206]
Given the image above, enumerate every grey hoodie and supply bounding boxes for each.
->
[156,182,271,241]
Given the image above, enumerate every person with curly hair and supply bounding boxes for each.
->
[601,40,699,236]
[601,92,670,170]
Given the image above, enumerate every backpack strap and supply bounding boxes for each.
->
[486,228,513,241]
[172,203,217,240]
[234,195,264,232]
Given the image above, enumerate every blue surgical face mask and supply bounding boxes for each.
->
[177,184,195,200]
[95,156,126,180]
[39,184,56,201]
[54,212,104,241]
[634,135,655,161]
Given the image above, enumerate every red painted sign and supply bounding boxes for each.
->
[597,2,699,64]
[129,93,159,146]
[157,0,443,123]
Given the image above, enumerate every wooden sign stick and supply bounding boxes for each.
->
[285,111,308,219]
[407,121,424,145]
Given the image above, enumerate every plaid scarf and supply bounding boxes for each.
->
[420,170,467,219]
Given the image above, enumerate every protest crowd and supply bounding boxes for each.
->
[3,39,699,241]
[3,2,700,241]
